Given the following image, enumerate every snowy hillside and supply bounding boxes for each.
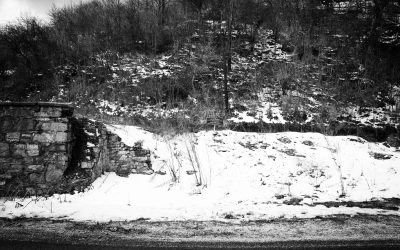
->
[1,126,399,222]
[50,27,400,136]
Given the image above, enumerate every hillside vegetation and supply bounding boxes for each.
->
[1,0,399,141]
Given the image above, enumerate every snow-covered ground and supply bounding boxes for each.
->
[1,126,399,222]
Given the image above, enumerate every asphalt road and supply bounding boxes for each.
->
[2,239,400,249]
[1,215,400,250]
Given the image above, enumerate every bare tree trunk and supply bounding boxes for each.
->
[227,0,233,71]
[223,0,233,115]
[362,0,389,60]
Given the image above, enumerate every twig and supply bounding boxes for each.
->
[323,135,346,197]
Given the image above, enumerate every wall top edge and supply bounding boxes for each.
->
[0,102,74,109]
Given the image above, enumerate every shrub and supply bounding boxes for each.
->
[0,18,58,101]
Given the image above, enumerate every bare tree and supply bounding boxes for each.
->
[223,0,233,114]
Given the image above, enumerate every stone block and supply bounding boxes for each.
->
[0,142,10,157]
[36,118,51,122]
[56,118,69,123]
[116,166,131,177]
[6,132,20,142]
[7,168,23,176]
[46,144,57,151]
[27,165,44,172]
[27,144,40,156]
[56,144,67,151]
[33,133,54,143]
[22,157,35,164]
[132,156,149,162]
[0,119,15,131]
[110,135,119,142]
[14,108,33,117]
[16,119,35,131]
[0,174,12,179]
[1,107,14,116]
[41,122,68,132]
[10,158,24,164]
[0,157,11,164]
[0,181,5,186]
[55,132,68,142]
[35,107,62,118]
[117,150,129,155]
[134,149,151,157]
[118,155,128,161]
[12,144,27,157]
[55,154,68,163]
[132,162,148,169]
[20,133,33,142]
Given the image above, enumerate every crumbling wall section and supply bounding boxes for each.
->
[0,103,153,197]
[75,118,153,178]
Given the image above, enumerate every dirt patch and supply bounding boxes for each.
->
[314,198,400,211]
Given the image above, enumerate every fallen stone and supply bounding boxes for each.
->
[386,134,400,147]
[283,197,303,205]
[45,165,64,183]
[139,169,154,175]
[155,170,166,175]
[116,167,131,177]
[302,140,314,146]
[275,194,286,199]
[279,148,297,156]
[278,137,292,144]
[81,162,93,169]
[370,152,393,160]
[29,173,44,183]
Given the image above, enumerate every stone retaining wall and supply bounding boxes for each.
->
[0,103,152,197]
[0,103,73,196]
